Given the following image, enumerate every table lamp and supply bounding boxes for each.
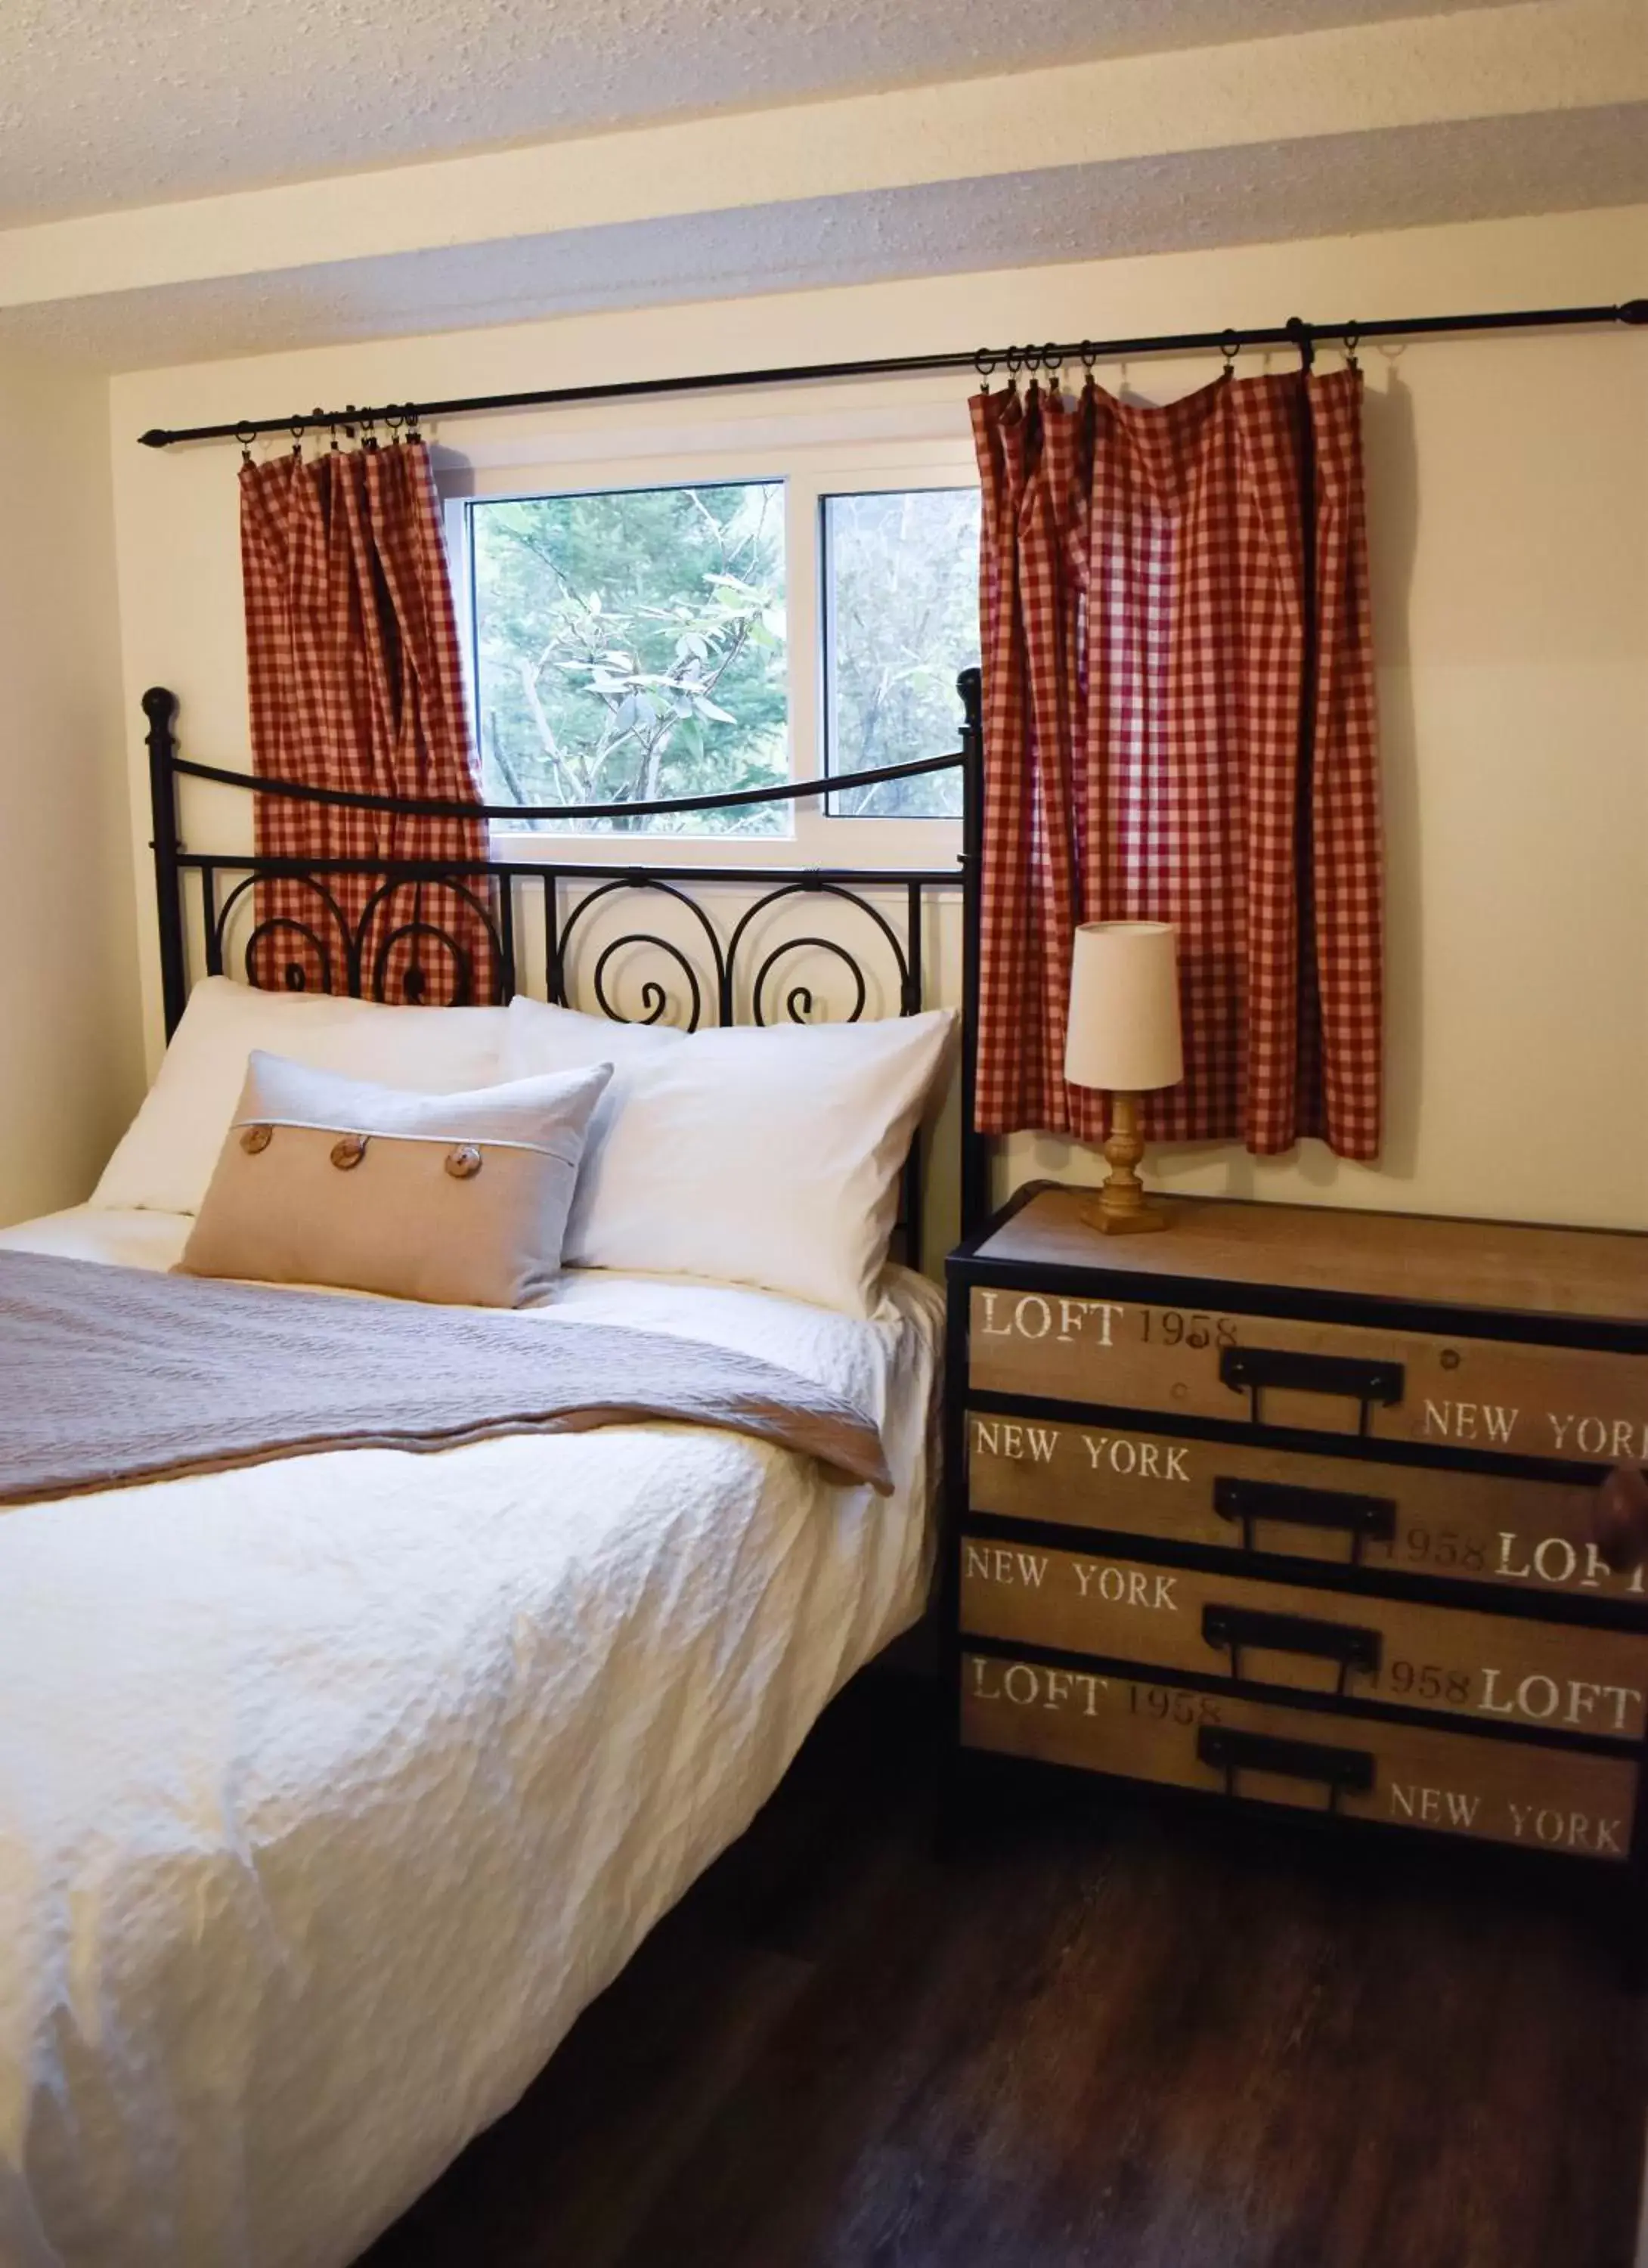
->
[1064,920,1184,1235]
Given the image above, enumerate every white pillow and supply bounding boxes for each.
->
[94,977,511,1216]
[500,996,684,1249]
[504,995,956,1314]
[502,996,686,1075]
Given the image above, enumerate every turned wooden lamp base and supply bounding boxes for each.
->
[1081,1090,1169,1236]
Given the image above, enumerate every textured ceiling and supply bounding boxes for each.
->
[0,0,1509,226]
[8,105,1643,374]
[0,0,1637,377]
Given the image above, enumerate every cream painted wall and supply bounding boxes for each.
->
[0,349,140,1225]
[108,201,1648,1243]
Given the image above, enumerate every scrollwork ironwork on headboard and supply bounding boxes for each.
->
[203,866,506,1005]
[546,873,922,1034]
[730,881,918,1025]
[141,669,989,1251]
[552,876,726,1030]
[360,875,504,1006]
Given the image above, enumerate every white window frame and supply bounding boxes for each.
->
[440,398,975,872]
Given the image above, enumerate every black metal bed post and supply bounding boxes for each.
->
[956,665,988,1237]
[143,686,188,1039]
[900,875,926,1274]
[939,665,984,1816]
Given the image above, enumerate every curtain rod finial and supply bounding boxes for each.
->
[138,429,172,448]
[1621,299,1648,326]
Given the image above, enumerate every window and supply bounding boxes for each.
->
[469,481,788,836]
[454,437,978,852]
[822,488,980,817]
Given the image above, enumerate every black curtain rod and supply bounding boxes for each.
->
[136,298,1646,449]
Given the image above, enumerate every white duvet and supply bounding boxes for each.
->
[0,1207,942,2268]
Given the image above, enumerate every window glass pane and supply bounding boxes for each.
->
[470,482,788,835]
[824,487,980,817]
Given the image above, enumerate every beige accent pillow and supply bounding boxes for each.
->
[178,1052,612,1307]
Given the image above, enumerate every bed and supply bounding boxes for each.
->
[0,680,984,2266]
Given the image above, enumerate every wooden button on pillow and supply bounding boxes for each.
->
[178,1051,613,1306]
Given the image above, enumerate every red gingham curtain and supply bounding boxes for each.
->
[971,367,1381,1159]
[239,439,497,1005]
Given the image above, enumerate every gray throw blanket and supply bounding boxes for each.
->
[0,1251,893,1505]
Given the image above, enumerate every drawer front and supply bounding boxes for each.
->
[960,1652,1638,1862]
[969,1287,1648,1468]
[967,1410,1640,1604]
[960,1538,1648,1738]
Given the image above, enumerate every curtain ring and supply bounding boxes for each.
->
[974,348,998,392]
[361,409,378,451]
[1343,324,1361,371]
[405,401,423,442]
[342,404,358,444]
[289,414,307,458]
[1004,344,1022,392]
[235,420,257,466]
[386,407,404,445]
[327,416,340,452]
[1041,341,1062,392]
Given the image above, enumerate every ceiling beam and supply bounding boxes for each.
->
[0,0,1639,314]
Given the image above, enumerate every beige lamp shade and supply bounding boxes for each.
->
[1064,921,1184,1092]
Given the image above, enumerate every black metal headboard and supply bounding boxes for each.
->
[143,669,988,1266]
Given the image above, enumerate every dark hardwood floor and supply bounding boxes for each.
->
[365,1674,1647,2268]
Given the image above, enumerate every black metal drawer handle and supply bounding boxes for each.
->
[1219,1346,1405,1434]
[1213,1476,1397,1563]
[1202,1602,1383,1693]
[1197,1724,1375,1812]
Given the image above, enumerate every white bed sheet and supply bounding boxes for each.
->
[0,1207,943,2268]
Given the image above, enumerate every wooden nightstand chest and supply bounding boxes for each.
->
[943,1185,1648,1913]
